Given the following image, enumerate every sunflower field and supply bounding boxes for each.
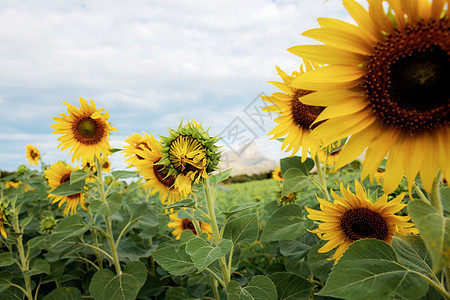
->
[1,0,449,299]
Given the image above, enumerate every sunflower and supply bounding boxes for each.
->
[276,188,297,205]
[135,133,183,205]
[123,132,154,168]
[0,203,8,238]
[289,0,449,193]
[4,181,21,189]
[318,148,342,173]
[167,212,213,240]
[262,65,324,161]
[51,97,118,165]
[25,144,40,166]
[272,166,283,181]
[44,161,87,215]
[306,180,418,262]
[159,121,221,195]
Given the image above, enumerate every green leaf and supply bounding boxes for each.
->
[269,272,315,300]
[185,237,209,255]
[282,169,312,197]
[50,180,85,196]
[191,246,223,272]
[306,243,334,282]
[441,186,450,214]
[151,245,196,276]
[317,239,429,300]
[408,199,449,273]
[165,287,194,300]
[226,275,277,300]
[27,235,47,250]
[70,170,92,184]
[0,253,16,267]
[280,156,314,176]
[222,202,261,217]
[261,205,310,242]
[223,213,259,245]
[391,236,434,278]
[89,261,147,300]
[90,192,123,216]
[50,215,87,246]
[20,216,33,230]
[111,170,139,179]
[0,271,12,293]
[161,199,195,212]
[43,287,81,300]
[24,259,51,276]
[209,169,232,186]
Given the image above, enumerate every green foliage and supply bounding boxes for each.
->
[226,275,278,300]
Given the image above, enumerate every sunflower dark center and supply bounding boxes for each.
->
[181,218,200,234]
[60,173,71,184]
[291,90,324,129]
[74,117,105,143]
[340,207,388,241]
[30,150,38,159]
[153,161,175,188]
[364,19,449,132]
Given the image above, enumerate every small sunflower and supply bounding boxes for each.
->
[262,65,324,161]
[167,212,213,240]
[289,0,449,193]
[306,180,418,262]
[272,166,283,181]
[44,161,87,215]
[135,133,183,205]
[0,201,9,238]
[159,121,221,195]
[4,181,21,189]
[25,144,40,166]
[276,188,297,205]
[123,132,154,168]
[51,97,118,165]
[318,148,342,173]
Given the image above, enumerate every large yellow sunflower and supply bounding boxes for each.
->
[25,144,40,166]
[135,133,183,205]
[289,0,449,193]
[51,98,118,165]
[167,212,213,240]
[306,180,418,262]
[123,132,154,168]
[262,65,324,161]
[44,161,86,215]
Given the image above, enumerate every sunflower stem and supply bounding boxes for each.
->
[412,182,430,203]
[208,274,221,300]
[95,158,122,275]
[87,207,103,269]
[430,170,443,215]
[314,154,331,202]
[202,178,230,286]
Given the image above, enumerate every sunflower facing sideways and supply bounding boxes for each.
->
[167,212,212,240]
[288,0,449,193]
[135,132,183,205]
[272,166,284,182]
[25,144,40,166]
[306,180,418,263]
[262,64,325,162]
[51,97,118,165]
[159,121,221,195]
[44,161,87,215]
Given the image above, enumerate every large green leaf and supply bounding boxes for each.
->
[70,170,92,184]
[0,253,16,267]
[50,180,85,196]
[185,237,232,272]
[43,287,81,300]
[209,169,232,186]
[408,199,449,273]
[261,205,310,242]
[280,156,314,176]
[223,213,259,245]
[317,239,429,300]
[150,245,196,276]
[50,215,87,246]
[222,202,261,217]
[89,261,147,300]
[282,169,312,197]
[0,271,11,293]
[90,192,123,216]
[111,170,139,179]
[165,287,194,300]
[269,272,315,300]
[24,259,51,276]
[226,275,277,300]
[306,243,333,282]
[391,236,434,278]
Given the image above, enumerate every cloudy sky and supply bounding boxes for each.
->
[0,0,359,172]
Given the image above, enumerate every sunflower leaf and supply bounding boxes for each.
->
[282,168,313,197]
[408,200,449,273]
[226,275,277,300]
[269,272,315,300]
[69,170,92,185]
[50,180,85,196]
[111,170,139,180]
[209,169,232,186]
[261,204,310,242]
[0,271,12,293]
[317,239,429,300]
[223,213,259,245]
[150,245,196,276]
[0,253,16,268]
[43,287,81,300]
[90,192,123,216]
[222,202,261,217]
[50,215,88,246]
[280,156,314,176]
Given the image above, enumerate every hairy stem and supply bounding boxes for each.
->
[430,170,443,215]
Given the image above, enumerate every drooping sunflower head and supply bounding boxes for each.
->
[159,121,221,195]
[123,132,155,168]
[135,133,184,205]
[262,64,325,161]
[25,144,40,166]
[51,98,118,165]
[306,180,418,262]
[167,212,213,240]
[44,161,87,216]
[272,166,284,181]
[288,0,449,193]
